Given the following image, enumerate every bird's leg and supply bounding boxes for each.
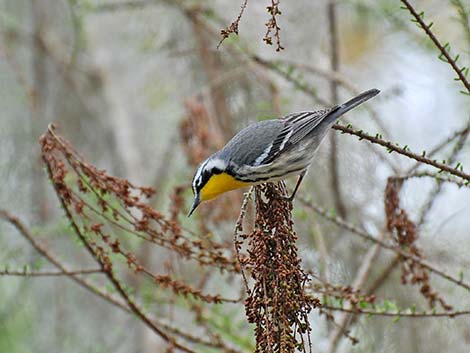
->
[284,171,306,202]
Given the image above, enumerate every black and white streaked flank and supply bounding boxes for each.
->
[189,89,380,216]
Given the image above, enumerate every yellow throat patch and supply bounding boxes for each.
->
[200,172,250,201]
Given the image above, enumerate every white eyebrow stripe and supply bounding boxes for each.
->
[204,158,226,171]
[193,157,227,190]
[193,160,208,188]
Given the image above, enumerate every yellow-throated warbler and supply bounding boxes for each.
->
[188,88,380,216]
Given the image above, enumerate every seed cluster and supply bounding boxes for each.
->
[385,178,452,310]
[40,125,238,304]
[242,183,316,353]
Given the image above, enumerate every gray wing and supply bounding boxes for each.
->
[219,89,380,168]
[259,108,334,164]
[217,119,285,167]
[259,89,381,164]
[218,109,334,167]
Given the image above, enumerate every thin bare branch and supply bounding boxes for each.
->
[218,0,249,49]
[401,0,470,94]
[402,171,470,189]
[234,188,253,292]
[417,125,470,226]
[0,268,103,277]
[0,209,242,352]
[321,305,470,318]
[333,123,470,181]
[298,198,470,291]
[44,165,200,353]
[367,255,401,294]
[407,122,470,175]
[253,57,470,180]
[0,209,129,311]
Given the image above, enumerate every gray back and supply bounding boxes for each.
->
[216,119,284,166]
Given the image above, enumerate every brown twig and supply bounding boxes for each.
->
[43,126,239,303]
[252,55,470,181]
[217,0,249,49]
[252,53,470,182]
[252,56,402,174]
[45,124,238,271]
[0,268,103,277]
[385,177,451,310]
[263,0,284,51]
[42,159,199,353]
[0,210,243,352]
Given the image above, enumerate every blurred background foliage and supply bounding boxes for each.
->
[0,0,469,352]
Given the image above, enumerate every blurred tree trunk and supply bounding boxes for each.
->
[327,0,347,220]
[30,0,50,222]
[28,0,130,218]
[189,11,234,139]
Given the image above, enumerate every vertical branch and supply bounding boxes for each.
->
[325,232,386,353]
[367,255,401,294]
[189,10,234,139]
[30,0,49,221]
[327,0,347,219]
[328,0,340,106]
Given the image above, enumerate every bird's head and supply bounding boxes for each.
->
[188,157,249,217]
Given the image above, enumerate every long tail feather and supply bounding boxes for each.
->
[323,88,380,125]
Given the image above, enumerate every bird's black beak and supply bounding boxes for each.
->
[187,195,200,217]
